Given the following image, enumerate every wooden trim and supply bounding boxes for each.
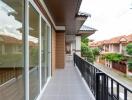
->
[56,32,65,68]
[34,0,55,30]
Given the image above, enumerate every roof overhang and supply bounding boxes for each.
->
[77,25,97,37]
[42,0,89,34]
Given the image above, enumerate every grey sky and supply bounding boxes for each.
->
[80,0,132,41]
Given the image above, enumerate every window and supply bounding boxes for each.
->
[0,0,24,99]
[29,3,40,100]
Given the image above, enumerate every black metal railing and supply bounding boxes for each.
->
[73,53,132,100]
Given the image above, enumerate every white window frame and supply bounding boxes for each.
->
[24,0,52,100]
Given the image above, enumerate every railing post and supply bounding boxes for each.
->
[96,72,108,100]
[96,72,101,100]
[73,53,75,66]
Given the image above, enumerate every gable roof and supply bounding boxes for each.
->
[126,34,132,42]
[94,34,132,46]
[109,35,127,44]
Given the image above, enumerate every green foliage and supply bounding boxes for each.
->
[0,48,39,68]
[92,48,100,60]
[104,53,124,62]
[81,36,89,46]
[81,42,94,63]
[0,54,22,67]
[126,43,132,70]
[128,59,132,70]
[30,47,39,66]
[126,43,132,55]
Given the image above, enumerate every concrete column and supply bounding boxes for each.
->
[119,43,122,54]
[105,59,107,66]
[126,64,129,76]
[110,61,112,68]
[71,41,76,55]
[111,44,114,52]
[70,43,72,55]
[103,45,105,52]
[109,44,111,52]
[75,35,81,56]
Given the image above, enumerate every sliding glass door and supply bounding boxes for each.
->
[29,3,40,100]
[0,0,51,100]
[41,18,47,87]
[41,18,51,88]
[0,0,24,100]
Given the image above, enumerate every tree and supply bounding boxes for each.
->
[92,48,100,60]
[81,36,89,46]
[126,43,132,70]
[81,36,94,63]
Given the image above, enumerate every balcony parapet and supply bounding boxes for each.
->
[73,53,132,100]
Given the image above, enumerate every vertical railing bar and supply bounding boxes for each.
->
[124,88,127,100]
[117,83,119,100]
[111,79,113,99]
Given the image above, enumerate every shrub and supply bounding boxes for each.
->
[104,53,124,62]
[126,43,132,70]
[126,43,132,55]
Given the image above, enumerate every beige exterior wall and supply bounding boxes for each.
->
[56,32,65,68]
[52,29,56,75]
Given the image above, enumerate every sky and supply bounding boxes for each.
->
[0,1,38,43]
[79,0,132,41]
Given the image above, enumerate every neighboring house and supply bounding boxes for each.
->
[0,35,22,54]
[89,34,132,75]
[0,35,36,55]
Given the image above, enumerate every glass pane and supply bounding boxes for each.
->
[47,26,51,78]
[0,0,24,100]
[29,3,39,100]
[41,18,48,87]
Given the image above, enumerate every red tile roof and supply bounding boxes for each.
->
[0,35,37,46]
[126,34,132,42]
[109,35,127,44]
[0,35,21,44]
[93,34,132,45]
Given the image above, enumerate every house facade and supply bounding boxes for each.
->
[0,0,96,100]
[90,34,132,75]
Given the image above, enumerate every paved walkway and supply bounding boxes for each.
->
[94,63,132,91]
[40,56,95,100]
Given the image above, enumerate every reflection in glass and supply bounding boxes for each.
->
[29,3,40,100]
[41,18,48,87]
[0,0,24,100]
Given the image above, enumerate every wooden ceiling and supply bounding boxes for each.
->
[43,0,84,34]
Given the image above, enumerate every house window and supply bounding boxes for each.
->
[0,0,24,99]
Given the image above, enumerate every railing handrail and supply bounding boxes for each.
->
[74,53,132,100]
[74,53,132,93]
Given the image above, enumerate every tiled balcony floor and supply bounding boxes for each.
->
[40,55,95,100]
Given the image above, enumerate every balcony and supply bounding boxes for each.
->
[40,55,95,100]
[0,54,131,100]
[40,54,132,100]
